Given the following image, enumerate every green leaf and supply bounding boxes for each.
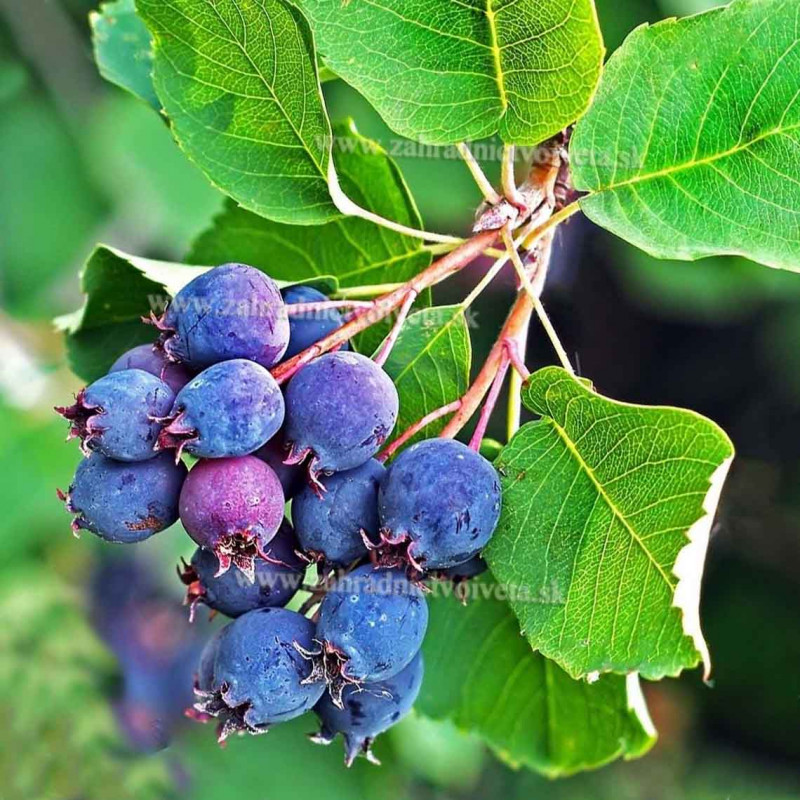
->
[418,575,656,776]
[572,0,800,272]
[189,120,430,286]
[382,306,471,451]
[135,0,337,224]
[91,0,159,109]
[485,367,734,681]
[57,245,336,382]
[0,571,174,800]
[298,0,604,145]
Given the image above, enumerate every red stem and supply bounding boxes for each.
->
[271,230,500,384]
[373,290,418,367]
[468,356,510,450]
[286,300,373,315]
[377,400,462,462]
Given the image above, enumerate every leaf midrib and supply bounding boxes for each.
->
[153,0,328,181]
[588,119,800,195]
[545,417,676,591]
[485,0,508,113]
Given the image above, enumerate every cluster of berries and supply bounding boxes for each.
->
[57,263,502,765]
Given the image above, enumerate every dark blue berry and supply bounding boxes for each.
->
[181,521,305,619]
[155,263,290,369]
[293,459,385,566]
[192,608,325,741]
[158,359,284,459]
[284,352,398,485]
[283,285,348,360]
[312,652,423,766]
[110,344,194,393]
[378,439,501,570]
[312,565,427,702]
[56,369,175,462]
[61,452,186,542]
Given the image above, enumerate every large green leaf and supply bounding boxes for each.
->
[56,245,336,382]
[382,306,471,451]
[485,367,734,681]
[91,0,159,109]
[135,0,337,224]
[188,120,431,287]
[418,575,656,776]
[0,572,173,800]
[298,0,604,145]
[572,0,800,271]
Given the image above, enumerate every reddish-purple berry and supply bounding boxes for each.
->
[110,343,194,393]
[179,457,285,580]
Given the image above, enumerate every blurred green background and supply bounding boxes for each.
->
[2,1,800,798]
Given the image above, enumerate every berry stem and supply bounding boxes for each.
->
[468,356,510,450]
[502,144,526,210]
[271,229,501,384]
[456,142,502,204]
[505,337,531,381]
[285,300,374,315]
[440,287,535,440]
[327,160,463,245]
[502,226,575,376]
[373,290,418,367]
[377,400,463,462]
[334,283,405,299]
[507,363,523,440]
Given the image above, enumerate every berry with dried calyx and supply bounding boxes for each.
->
[56,369,174,462]
[60,452,186,542]
[300,565,427,707]
[178,456,285,580]
[191,608,325,742]
[311,651,423,766]
[179,520,305,620]
[293,459,385,567]
[157,359,284,460]
[376,439,501,571]
[284,352,398,490]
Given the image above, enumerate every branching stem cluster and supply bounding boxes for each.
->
[271,145,580,451]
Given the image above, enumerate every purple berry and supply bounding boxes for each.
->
[56,369,175,462]
[304,565,427,705]
[377,439,502,571]
[284,352,398,488]
[110,343,194,393]
[254,434,304,499]
[283,285,348,359]
[312,652,424,766]
[293,459,385,566]
[191,608,325,741]
[153,263,290,369]
[180,521,306,620]
[178,457,285,579]
[157,360,284,460]
[60,452,186,542]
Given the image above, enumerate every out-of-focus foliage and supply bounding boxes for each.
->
[0,570,175,800]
